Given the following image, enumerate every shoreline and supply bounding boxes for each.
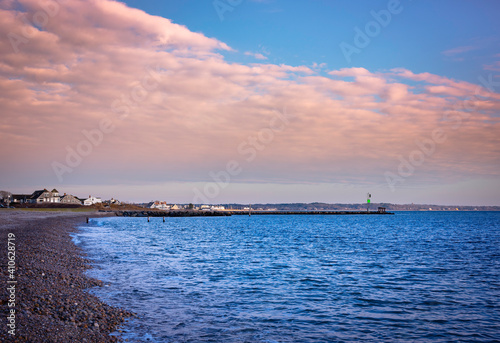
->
[0,210,133,342]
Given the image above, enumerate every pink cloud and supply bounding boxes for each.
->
[329,67,371,77]
[0,0,499,190]
[484,60,500,72]
[391,68,500,100]
[245,51,268,60]
[442,45,477,57]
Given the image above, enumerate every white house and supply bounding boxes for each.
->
[84,195,102,206]
[148,201,170,210]
[199,205,225,211]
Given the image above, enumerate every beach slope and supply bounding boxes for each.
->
[0,210,131,342]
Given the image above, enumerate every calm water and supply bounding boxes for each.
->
[73,212,500,342]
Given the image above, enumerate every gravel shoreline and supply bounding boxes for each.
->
[0,210,133,342]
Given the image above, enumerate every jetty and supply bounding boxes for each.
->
[113,207,393,217]
[229,210,394,215]
[115,210,230,217]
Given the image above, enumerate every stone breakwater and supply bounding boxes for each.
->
[230,210,395,215]
[113,210,394,217]
[115,210,231,217]
[0,211,133,342]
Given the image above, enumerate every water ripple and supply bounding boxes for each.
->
[74,212,500,342]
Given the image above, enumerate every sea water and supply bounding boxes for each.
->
[73,212,500,342]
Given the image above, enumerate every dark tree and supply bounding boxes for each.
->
[0,190,12,202]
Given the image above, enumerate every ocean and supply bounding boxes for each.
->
[72,212,500,342]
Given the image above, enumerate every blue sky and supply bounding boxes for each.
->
[122,0,500,84]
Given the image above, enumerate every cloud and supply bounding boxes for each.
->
[484,60,500,72]
[311,62,327,69]
[245,51,268,60]
[0,0,499,191]
[441,45,477,57]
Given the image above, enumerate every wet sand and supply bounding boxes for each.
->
[0,210,133,342]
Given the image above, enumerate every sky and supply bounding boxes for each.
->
[0,0,499,205]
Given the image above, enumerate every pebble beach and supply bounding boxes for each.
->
[0,210,133,342]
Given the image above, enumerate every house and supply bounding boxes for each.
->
[11,194,30,203]
[83,195,102,206]
[103,198,121,205]
[170,204,180,210]
[60,194,83,205]
[198,205,224,211]
[29,189,61,203]
[148,201,170,210]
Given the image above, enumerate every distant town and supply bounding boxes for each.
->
[0,188,499,211]
[0,188,228,211]
[0,188,118,207]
